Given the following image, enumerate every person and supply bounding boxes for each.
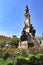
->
[25,5,29,13]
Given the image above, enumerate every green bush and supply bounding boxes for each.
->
[16,58,29,65]
[10,38,20,47]
[21,49,28,57]
[0,53,43,65]
[35,53,43,61]
[8,63,13,65]
[0,58,5,65]
[2,52,10,60]
[4,58,13,65]
[27,54,38,64]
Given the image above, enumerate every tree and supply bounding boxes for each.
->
[10,38,20,48]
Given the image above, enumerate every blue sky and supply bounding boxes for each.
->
[0,0,43,37]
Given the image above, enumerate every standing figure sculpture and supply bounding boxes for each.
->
[25,5,29,13]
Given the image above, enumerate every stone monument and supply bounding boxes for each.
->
[18,5,40,48]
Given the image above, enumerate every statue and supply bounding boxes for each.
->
[20,28,28,41]
[25,5,29,14]
[29,24,36,37]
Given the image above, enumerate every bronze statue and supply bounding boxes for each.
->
[25,5,29,13]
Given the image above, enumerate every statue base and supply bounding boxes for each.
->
[18,39,40,49]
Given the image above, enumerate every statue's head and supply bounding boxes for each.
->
[26,5,28,9]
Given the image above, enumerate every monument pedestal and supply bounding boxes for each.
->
[18,41,28,49]
[18,39,40,49]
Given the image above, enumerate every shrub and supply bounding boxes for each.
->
[10,38,20,48]
[7,63,13,65]
[0,58,5,65]
[4,58,13,65]
[2,52,10,60]
[35,54,43,61]
[21,49,28,57]
[16,58,29,65]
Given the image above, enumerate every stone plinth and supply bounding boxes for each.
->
[18,39,40,49]
[18,41,28,49]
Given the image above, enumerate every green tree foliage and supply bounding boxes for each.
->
[0,35,11,44]
[0,35,19,45]
[10,38,20,47]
